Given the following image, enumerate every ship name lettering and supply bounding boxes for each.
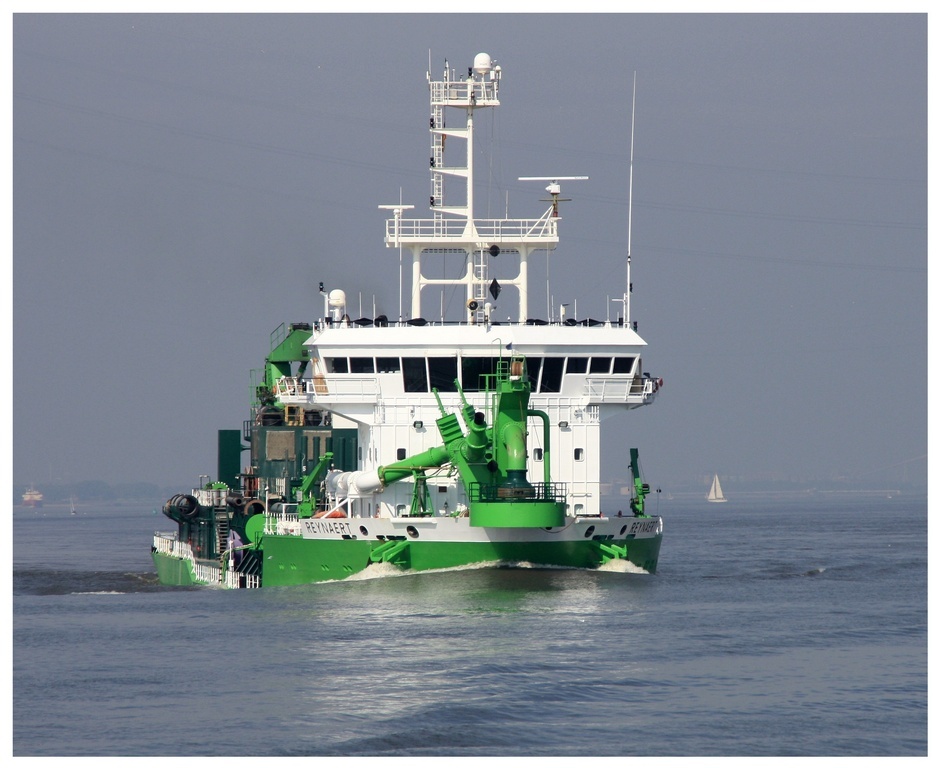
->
[305,520,352,536]
[629,520,659,534]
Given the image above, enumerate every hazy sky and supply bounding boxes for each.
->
[11,13,927,491]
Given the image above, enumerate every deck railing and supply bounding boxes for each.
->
[152,532,226,587]
[275,375,379,399]
[585,376,659,402]
[468,481,567,503]
[385,216,558,243]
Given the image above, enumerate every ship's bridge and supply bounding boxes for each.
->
[272,322,661,418]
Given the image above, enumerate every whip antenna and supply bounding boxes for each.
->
[626,72,636,326]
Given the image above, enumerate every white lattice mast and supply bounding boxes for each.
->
[429,53,500,230]
[383,53,561,324]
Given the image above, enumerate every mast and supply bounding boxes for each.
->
[382,53,560,324]
[378,199,414,323]
[626,71,636,326]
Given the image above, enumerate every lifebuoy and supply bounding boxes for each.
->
[313,508,347,519]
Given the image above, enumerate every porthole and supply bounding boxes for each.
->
[584,525,595,538]
[406,525,419,539]
[359,526,369,537]
[619,525,629,536]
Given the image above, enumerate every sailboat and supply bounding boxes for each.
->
[707,475,727,503]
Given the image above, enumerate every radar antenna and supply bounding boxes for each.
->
[518,176,588,217]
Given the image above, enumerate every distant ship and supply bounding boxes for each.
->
[22,487,44,508]
[707,475,727,503]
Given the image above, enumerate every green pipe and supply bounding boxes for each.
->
[462,410,489,462]
[501,422,527,471]
[527,409,551,485]
[377,444,451,486]
[500,421,531,488]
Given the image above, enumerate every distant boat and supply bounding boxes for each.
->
[22,486,43,508]
[707,475,727,503]
[69,496,77,515]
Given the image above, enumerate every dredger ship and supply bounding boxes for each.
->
[152,53,664,588]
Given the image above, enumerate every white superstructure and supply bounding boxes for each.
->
[274,54,661,520]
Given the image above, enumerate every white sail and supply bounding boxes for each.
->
[707,475,727,503]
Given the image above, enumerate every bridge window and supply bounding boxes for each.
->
[540,357,565,393]
[526,357,542,389]
[349,357,375,373]
[589,357,612,374]
[613,356,636,374]
[403,357,428,392]
[327,357,349,373]
[461,356,499,391]
[377,357,401,373]
[566,357,588,374]
[428,357,458,392]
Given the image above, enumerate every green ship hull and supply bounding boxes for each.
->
[153,528,662,588]
[152,550,198,587]
[261,535,662,585]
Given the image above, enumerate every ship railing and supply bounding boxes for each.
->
[468,481,567,503]
[273,377,304,397]
[264,508,300,535]
[153,532,184,557]
[194,488,228,507]
[192,560,222,585]
[224,570,260,589]
[384,216,558,243]
[584,375,660,403]
[311,316,637,330]
[276,375,379,400]
[429,79,499,107]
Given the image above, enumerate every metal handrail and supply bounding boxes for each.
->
[385,217,558,241]
[468,481,567,503]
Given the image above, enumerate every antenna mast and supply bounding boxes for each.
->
[518,176,588,320]
[626,71,636,326]
[378,199,414,323]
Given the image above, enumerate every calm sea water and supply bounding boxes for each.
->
[13,494,927,756]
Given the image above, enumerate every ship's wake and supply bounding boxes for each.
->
[13,568,169,595]
[336,557,649,583]
[595,558,650,574]
[342,560,502,582]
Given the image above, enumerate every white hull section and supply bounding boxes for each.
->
[276,513,663,545]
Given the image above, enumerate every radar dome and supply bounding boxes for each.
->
[473,53,493,75]
[328,289,346,307]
